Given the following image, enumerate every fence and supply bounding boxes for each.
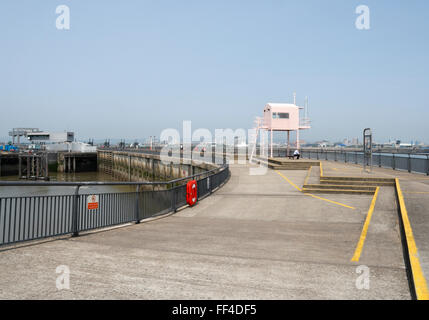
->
[0,165,229,246]
[300,149,429,175]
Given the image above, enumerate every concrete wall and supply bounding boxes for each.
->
[1,150,220,179]
[97,150,218,182]
[57,152,97,173]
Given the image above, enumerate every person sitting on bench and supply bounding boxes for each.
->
[293,149,300,160]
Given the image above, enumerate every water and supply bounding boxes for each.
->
[0,172,136,197]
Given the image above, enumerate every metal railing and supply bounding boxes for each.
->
[299,148,429,175]
[0,165,229,246]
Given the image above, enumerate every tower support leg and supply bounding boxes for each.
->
[297,129,300,150]
[261,130,265,157]
[287,131,290,157]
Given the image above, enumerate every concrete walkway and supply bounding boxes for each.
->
[319,159,429,296]
[0,163,411,299]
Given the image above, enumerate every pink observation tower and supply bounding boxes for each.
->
[250,93,311,162]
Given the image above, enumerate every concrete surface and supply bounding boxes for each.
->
[0,163,411,299]
[319,159,429,286]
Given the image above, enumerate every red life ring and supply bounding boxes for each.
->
[186,180,197,206]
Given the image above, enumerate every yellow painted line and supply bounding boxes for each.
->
[320,162,324,177]
[275,170,355,210]
[304,166,312,186]
[307,194,356,209]
[275,170,303,192]
[351,187,380,262]
[396,178,429,300]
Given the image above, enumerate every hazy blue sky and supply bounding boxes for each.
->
[1,1,428,143]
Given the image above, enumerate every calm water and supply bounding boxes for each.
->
[0,172,136,197]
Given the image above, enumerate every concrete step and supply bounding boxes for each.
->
[320,176,395,182]
[268,163,313,170]
[269,158,320,166]
[319,179,395,186]
[303,184,377,191]
[302,188,375,195]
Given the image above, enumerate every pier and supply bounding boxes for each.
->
[1,0,427,306]
[1,156,428,299]
[18,153,49,180]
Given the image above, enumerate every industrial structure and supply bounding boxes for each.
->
[1,128,97,179]
[5,128,97,153]
[18,153,50,180]
[8,128,41,144]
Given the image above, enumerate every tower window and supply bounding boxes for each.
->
[272,112,289,119]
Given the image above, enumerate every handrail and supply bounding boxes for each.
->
[0,163,230,246]
[300,148,429,175]
[300,147,429,156]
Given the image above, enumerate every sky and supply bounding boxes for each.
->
[1,0,428,144]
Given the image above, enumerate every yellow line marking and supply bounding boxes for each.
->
[304,166,312,186]
[275,170,355,210]
[396,178,429,300]
[275,170,303,192]
[351,187,380,262]
[320,162,324,177]
[307,194,356,209]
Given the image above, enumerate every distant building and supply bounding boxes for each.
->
[24,130,95,152]
[27,131,74,143]
[316,140,331,148]
[45,141,96,152]
[341,137,359,147]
